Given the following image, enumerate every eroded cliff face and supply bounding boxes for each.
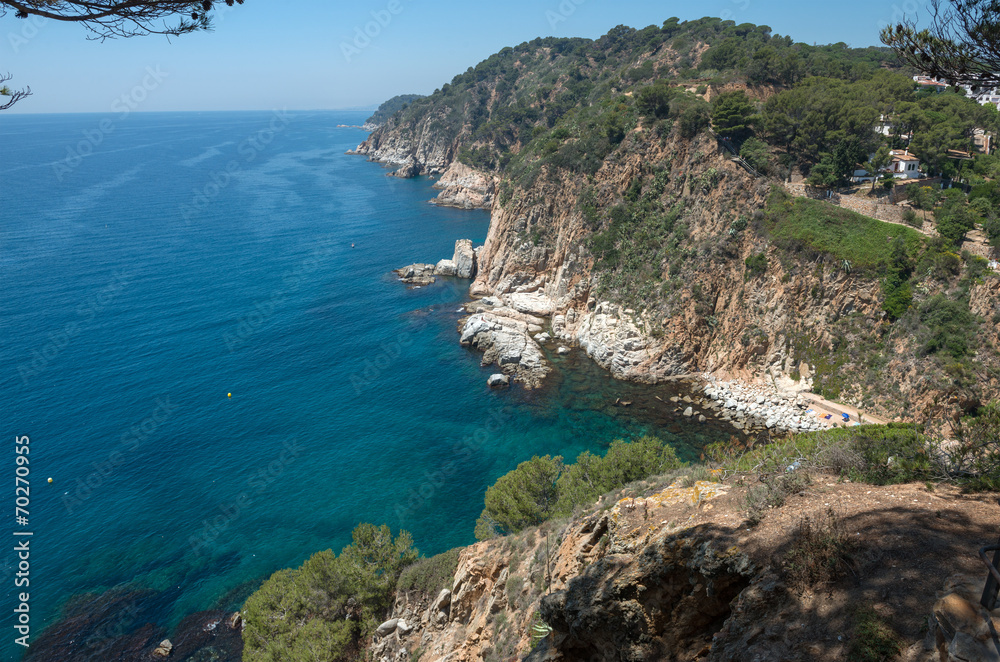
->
[354,87,999,422]
[350,106,459,176]
[370,474,1000,662]
[370,481,754,662]
[465,131,892,408]
[431,161,496,209]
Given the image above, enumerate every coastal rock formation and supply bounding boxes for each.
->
[395,241,479,285]
[349,107,455,177]
[452,239,477,279]
[353,34,1000,423]
[487,373,510,388]
[369,473,1000,662]
[394,263,436,286]
[152,639,172,657]
[919,574,1000,662]
[431,161,495,209]
[434,259,457,277]
[460,309,549,388]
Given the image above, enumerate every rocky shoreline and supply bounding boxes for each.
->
[700,377,832,434]
[392,245,836,432]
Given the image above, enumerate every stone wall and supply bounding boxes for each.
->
[784,182,905,223]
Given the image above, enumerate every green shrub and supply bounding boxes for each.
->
[846,424,939,485]
[678,103,710,138]
[902,208,920,227]
[953,402,1000,490]
[555,436,683,514]
[915,294,978,360]
[475,455,563,540]
[475,437,685,539]
[744,252,769,279]
[396,548,461,595]
[505,574,526,608]
[243,524,417,662]
[739,137,770,173]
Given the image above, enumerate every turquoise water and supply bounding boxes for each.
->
[0,111,733,658]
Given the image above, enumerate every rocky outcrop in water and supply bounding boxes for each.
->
[395,240,480,288]
[460,305,549,388]
[348,106,455,177]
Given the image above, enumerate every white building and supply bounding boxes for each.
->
[889,149,922,179]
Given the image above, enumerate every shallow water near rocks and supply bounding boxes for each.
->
[1,110,736,658]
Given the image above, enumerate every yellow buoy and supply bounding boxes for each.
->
[227,393,232,398]
[48,478,53,484]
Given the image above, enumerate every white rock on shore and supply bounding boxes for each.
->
[700,376,831,434]
[460,311,549,388]
[395,240,478,284]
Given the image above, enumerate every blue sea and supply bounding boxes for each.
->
[0,110,734,659]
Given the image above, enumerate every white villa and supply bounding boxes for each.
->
[888,149,922,179]
[851,149,922,183]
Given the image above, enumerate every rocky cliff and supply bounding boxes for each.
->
[370,473,1000,662]
[359,100,1000,425]
[352,20,1000,426]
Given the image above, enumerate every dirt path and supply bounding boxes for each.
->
[798,391,890,427]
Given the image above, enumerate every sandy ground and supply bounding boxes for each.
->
[798,392,890,426]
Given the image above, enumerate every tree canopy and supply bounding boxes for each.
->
[1,0,245,109]
[711,90,755,139]
[1,0,244,38]
[242,523,417,662]
[882,0,1000,91]
[474,437,683,540]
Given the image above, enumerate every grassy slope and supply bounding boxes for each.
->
[764,189,924,272]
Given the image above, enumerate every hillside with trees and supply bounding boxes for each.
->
[312,14,1000,659]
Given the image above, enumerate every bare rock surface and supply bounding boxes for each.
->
[431,161,495,209]
[459,311,549,388]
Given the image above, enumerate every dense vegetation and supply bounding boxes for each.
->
[473,436,683,540]
[242,524,417,662]
[378,17,906,182]
[364,94,424,127]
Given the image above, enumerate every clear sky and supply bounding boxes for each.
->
[2,0,928,114]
